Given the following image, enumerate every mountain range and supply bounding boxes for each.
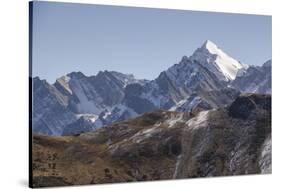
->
[32,40,272,136]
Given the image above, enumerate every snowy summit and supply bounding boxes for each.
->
[190,40,244,81]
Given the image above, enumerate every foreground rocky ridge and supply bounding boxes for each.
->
[32,94,271,187]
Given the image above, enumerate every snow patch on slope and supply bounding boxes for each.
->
[169,99,188,111]
[187,110,210,129]
[70,78,102,114]
[129,122,162,143]
[166,113,184,128]
[76,114,99,123]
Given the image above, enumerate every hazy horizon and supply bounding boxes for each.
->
[32,1,272,83]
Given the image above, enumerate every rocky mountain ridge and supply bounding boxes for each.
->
[32,40,272,136]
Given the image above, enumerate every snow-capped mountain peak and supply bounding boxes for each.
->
[202,40,220,54]
[32,40,271,136]
[190,40,244,81]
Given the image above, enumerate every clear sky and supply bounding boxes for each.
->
[32,1,272,83]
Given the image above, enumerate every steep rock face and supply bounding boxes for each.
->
[125,56,234,112]
[54,70,146,113]
[33,71,142,135]
[190,40,244,81]
[32,94,271,187]
[164,57,227,95]
[55,71,128,114]
[169,87,240,113]
[123,84,157,114]
[32,77,77,135]
[231,60,272,94]
[198,88,240,108]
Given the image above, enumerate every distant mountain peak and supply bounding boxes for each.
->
[199,40,230,58]
[190,40,243,81]
[96,70,112,78]
[33,76,42,82]
[201,40,220,53]
[57,75,71,82]
[33,76,49,86]
[67,71,86,79]
[263,59,272,67]
[181,55,189,62]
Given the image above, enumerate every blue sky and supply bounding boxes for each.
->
[32,1,272,83]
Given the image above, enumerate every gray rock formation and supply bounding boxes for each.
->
[33,71,142,135]
[32,77,77,135]
[231,60,272,94]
